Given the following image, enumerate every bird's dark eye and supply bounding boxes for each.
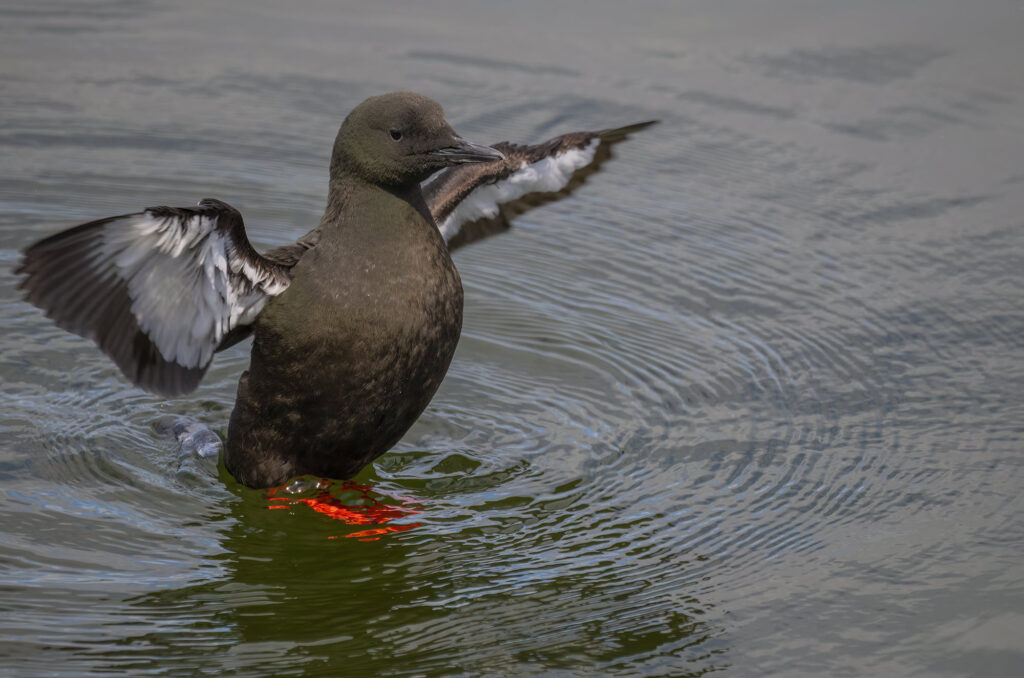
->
[389,129,402,141]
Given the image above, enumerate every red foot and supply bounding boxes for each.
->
[266,479,422,541]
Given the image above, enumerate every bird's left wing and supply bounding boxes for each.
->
[423,121,656,251]
[17,198,296,396]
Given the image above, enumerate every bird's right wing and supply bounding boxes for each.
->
[17,198,300,396]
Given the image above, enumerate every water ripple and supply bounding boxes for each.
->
[2,4,1023,675]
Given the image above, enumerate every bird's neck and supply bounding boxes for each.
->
[321,173,435,239]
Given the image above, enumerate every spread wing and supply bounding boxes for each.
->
[16,121,652,396]
[423,121,657,251]
[17,198,300,396]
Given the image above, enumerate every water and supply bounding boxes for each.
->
[2,1,1022,676]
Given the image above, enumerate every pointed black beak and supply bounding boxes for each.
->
[431,137,505,164]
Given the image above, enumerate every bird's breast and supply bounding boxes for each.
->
[247,216,464,416]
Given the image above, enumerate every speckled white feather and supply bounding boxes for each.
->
[438,139,599,241]
[98,211,288,369]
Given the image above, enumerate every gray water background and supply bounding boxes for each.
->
[1,1,1022,676]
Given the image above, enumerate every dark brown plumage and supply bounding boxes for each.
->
[16,92,654,488]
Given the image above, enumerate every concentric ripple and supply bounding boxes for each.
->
[2,2,1023,676]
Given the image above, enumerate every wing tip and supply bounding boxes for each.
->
[598,120,660,142]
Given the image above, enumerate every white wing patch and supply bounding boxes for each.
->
[438,139,599,242]
[101,212,288,369]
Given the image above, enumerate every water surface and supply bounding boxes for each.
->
[2,1,1022,676]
